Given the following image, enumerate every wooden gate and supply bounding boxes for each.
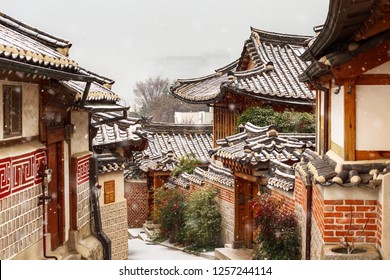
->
[235,177,259,248]
[46,142,64,250]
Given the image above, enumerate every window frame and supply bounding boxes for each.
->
[3,85,23,138]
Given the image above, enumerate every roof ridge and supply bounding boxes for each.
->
[0,11,72,50]
[250,26,312,46]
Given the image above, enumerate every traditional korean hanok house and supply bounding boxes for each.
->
[125,123,213,226]
[210,122,315,249]
[62,80,149,259]
[296,0,390,259]
[0,12,121,260]
[171,28,315,146]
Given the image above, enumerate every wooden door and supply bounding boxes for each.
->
[46,142,64,250]
[235,178,258,249]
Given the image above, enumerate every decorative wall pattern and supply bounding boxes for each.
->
[77,154,90,186]
[0,148,46,259]
[0,149,46,199]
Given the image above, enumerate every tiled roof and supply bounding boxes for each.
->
[61,80,120,102]
[212,122,315,168]
[139,150,179,173]
[163,162,234,189]
[97,151,126,174]
[297,149,389,188]
[125,124,213,176]
[267,160,295,192]
[170,28,314,105]
[170,60,238,103]
[187,167,206,186]
[203,162,234,188]
[0,13,79,72]
[0,12,71,49]
[225,29,315,105]
[92,113,149,147]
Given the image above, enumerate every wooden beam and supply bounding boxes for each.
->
[355,74,390,85]
[354,15,390,41]
[331,41,390,80]
[356,150,390,160]
[234,171,261,183]
[343,80,356,161]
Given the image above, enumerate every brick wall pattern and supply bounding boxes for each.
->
[101,200,128,260]
[378,201,382,248]
[125,180,148,228]
[76,155,91,230]
[0,149,46,259]
[322,199,378,244]
[269,189,295,212]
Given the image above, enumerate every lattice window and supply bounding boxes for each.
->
[3,85,22,137]
[104,180,115,204]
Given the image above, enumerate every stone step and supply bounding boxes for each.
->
[63,253,82,260]
[138,232,151,242]
[214,247,253,260]
[128,228,143,239]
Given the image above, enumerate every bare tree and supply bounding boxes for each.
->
[133,76,169,108]
[132,76,209,123]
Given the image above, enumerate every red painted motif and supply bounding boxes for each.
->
[0,149,46,199]
[217,187,234,204]
[77,154,91,185]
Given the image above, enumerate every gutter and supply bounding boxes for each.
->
[88,113,112,260]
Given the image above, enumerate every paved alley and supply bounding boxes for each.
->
[127,229,208,260]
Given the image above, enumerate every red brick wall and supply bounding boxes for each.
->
[125,180,148,228]
[377,201,383,247]
[269,189,295,212]
[294,176,308,213]
[323,199,378,244]
[312,184,325,239]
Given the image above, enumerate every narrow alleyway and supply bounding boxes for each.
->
[127,229,209,260]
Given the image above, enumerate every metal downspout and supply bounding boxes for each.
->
[88,112,112,260]
[305,182,313,260]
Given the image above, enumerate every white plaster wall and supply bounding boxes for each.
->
[380,174,390,260]
[22,83,39,138]
[0,81,39,140]
[331,86,344,149]
[356,85,390,150]
[174,111,213,124]
[71,111,89,155]
[98,171,125,206]
[322,184,379,201]
[366,60,390,74]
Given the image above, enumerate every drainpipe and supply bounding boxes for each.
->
[88,112,112,260]
[305,182,313,260]
[38,163,58,260]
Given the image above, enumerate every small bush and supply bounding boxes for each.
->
[171,153,200,177]
[252,193,301,260]
[237,107,315,133]
[153,187,186,243]
[184,188,221,251]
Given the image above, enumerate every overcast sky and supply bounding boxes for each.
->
[1,0,328,107]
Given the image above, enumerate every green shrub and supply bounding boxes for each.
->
[153,187,187,243]
[184,188,221,251]
[252,193,301,260]
[171,153,200,177]
[237,107,315,133]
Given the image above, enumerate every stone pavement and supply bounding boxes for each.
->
[128,228,253,260]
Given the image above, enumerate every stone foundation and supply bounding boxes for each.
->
[101,199,128,260]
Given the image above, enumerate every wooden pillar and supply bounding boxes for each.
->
[343,80,356,161]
